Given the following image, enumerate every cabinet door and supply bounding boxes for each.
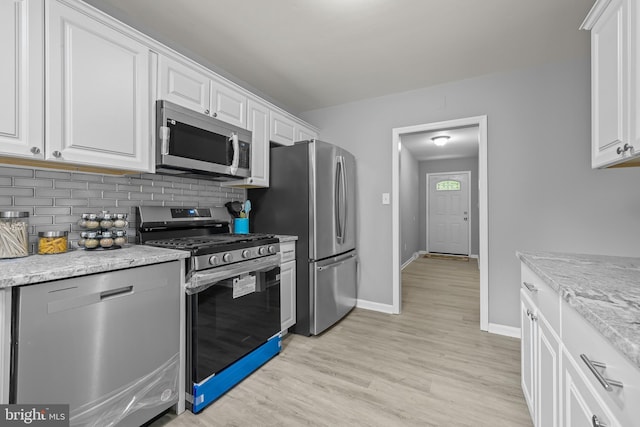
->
[158,55,211,116]
[270,110,296,146]
[298,126,318,142]
[47,0,151,171]
[0,0,44,159]
[563,351,620,427]
[210,78,247,129]
[591,0,628,167]
[536,314,560,427]
[246,99,269,187]
[280,260,296,331]
[520,290,536,423]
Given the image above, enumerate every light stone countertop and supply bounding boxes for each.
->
[0,245,189,288]
[517,251,640,369]
[276,235,298,243]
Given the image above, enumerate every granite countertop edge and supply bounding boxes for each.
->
[0,245,189,289]
[517,251,640,370]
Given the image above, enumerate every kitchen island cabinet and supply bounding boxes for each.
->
[0,0,44,160]
[518,252,640,427]
[582,0,640,168]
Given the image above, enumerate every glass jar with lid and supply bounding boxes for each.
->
[38,231,68,255]
[0,211,29,258]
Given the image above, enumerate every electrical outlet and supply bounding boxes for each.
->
[382,193,390,205]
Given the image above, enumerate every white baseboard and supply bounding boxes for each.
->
[488,323,521,339]
[356,299,396,314]
[470,254,479,259]
[401,252,419,270]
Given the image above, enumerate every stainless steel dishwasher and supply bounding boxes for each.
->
[10,261,181,427]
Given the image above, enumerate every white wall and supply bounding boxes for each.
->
[399,145,420,264]
[300,57,640,327]
[419,157,479,256]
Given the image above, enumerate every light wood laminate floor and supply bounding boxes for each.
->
[149,257,531,426]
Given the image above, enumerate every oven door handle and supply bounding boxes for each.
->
[185,253,281,295]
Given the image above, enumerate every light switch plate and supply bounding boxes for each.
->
[382,193,390,205]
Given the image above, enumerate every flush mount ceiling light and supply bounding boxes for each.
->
[431,136,450,146]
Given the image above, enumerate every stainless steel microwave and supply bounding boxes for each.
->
[155,100,251,181]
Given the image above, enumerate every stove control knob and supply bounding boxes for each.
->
[209,255,220,266]
[223,253,233,263]
[268,245,276,254]
[242,250,251,259]
[258,247,267,255]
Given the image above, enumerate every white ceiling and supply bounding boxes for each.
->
[401,126,479,161]
[83,0,594,114]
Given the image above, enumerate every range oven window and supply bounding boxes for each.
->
[189,265,280,383]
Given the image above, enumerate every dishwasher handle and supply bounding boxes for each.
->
[100,286,133,300]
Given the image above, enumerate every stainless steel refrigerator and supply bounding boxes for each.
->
[249,140,357,336]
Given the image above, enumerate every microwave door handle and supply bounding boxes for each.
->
[160,126,170,155]
[229,132,239,175]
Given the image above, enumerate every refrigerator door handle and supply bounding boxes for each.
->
[340,156,348,242]
[335,156,344,244]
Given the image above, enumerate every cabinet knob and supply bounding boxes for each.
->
[617,146,623,155]
[52,150,62,158]
[624,143,634,153]
[212,112,217,118]
[592,415,607,427]
[204,109,210,115]
[30,147,41,155]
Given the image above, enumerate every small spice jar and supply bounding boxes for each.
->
[0,211,29,258]
[38,231,68,255]
[84,232,100,249]
[113,213,128,229]
[113,230,127,247]
[100,212,114,229]
[84,214,100,230]
[100,231,114,248]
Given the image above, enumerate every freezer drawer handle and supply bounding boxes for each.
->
[100,285,133,300]
[580,354,624,391]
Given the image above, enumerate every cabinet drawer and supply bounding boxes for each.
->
[562,302,640,426]
[562,349,620,427]
[521,264,560,331]
[280,241,296,263]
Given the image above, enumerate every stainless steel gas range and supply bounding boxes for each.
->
[137,206,281,413]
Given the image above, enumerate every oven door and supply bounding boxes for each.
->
[186,256,281,385]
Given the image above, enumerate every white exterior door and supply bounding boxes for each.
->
[427,172,470,255]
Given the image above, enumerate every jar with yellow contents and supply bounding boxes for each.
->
[38,231,68,255]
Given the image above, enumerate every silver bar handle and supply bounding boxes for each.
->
[160,125,170,155]
[229,132,239,175]
[100,285,133,300]
[334,157,344,244]
[522,281,538,293]
[340,156,348,243]
[580,354,624,391]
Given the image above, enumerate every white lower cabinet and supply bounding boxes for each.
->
[280,241,297,332]
[520,262,640,427]
[46,0,152,172]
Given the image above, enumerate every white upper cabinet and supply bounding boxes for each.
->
[270,110,297,146]
[270,110,319,147]
[210,79,247,129]
[583,0,640,168]
[46,0,152,172]
[0,0,44,159]
[158,55,247,129]
[158,55,210,115]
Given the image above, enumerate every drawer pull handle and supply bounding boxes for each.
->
[100,285,133,300]
[522,282,538,292]
[580,354,624,391]
[592,415,607,427]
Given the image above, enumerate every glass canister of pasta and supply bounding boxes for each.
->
[38,231,68,255]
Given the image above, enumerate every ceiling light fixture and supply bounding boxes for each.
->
[432,136,450,146]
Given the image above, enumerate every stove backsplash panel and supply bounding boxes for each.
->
[0,165,245,253]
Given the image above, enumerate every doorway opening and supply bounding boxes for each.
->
[391,115,488,331]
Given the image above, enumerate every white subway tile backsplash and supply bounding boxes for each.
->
[14,178,53,188]
[0,188,34,197]
[0,167,33,177]
[0,177,12,186]
[14,197,53,206]
[55,181,87,189]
